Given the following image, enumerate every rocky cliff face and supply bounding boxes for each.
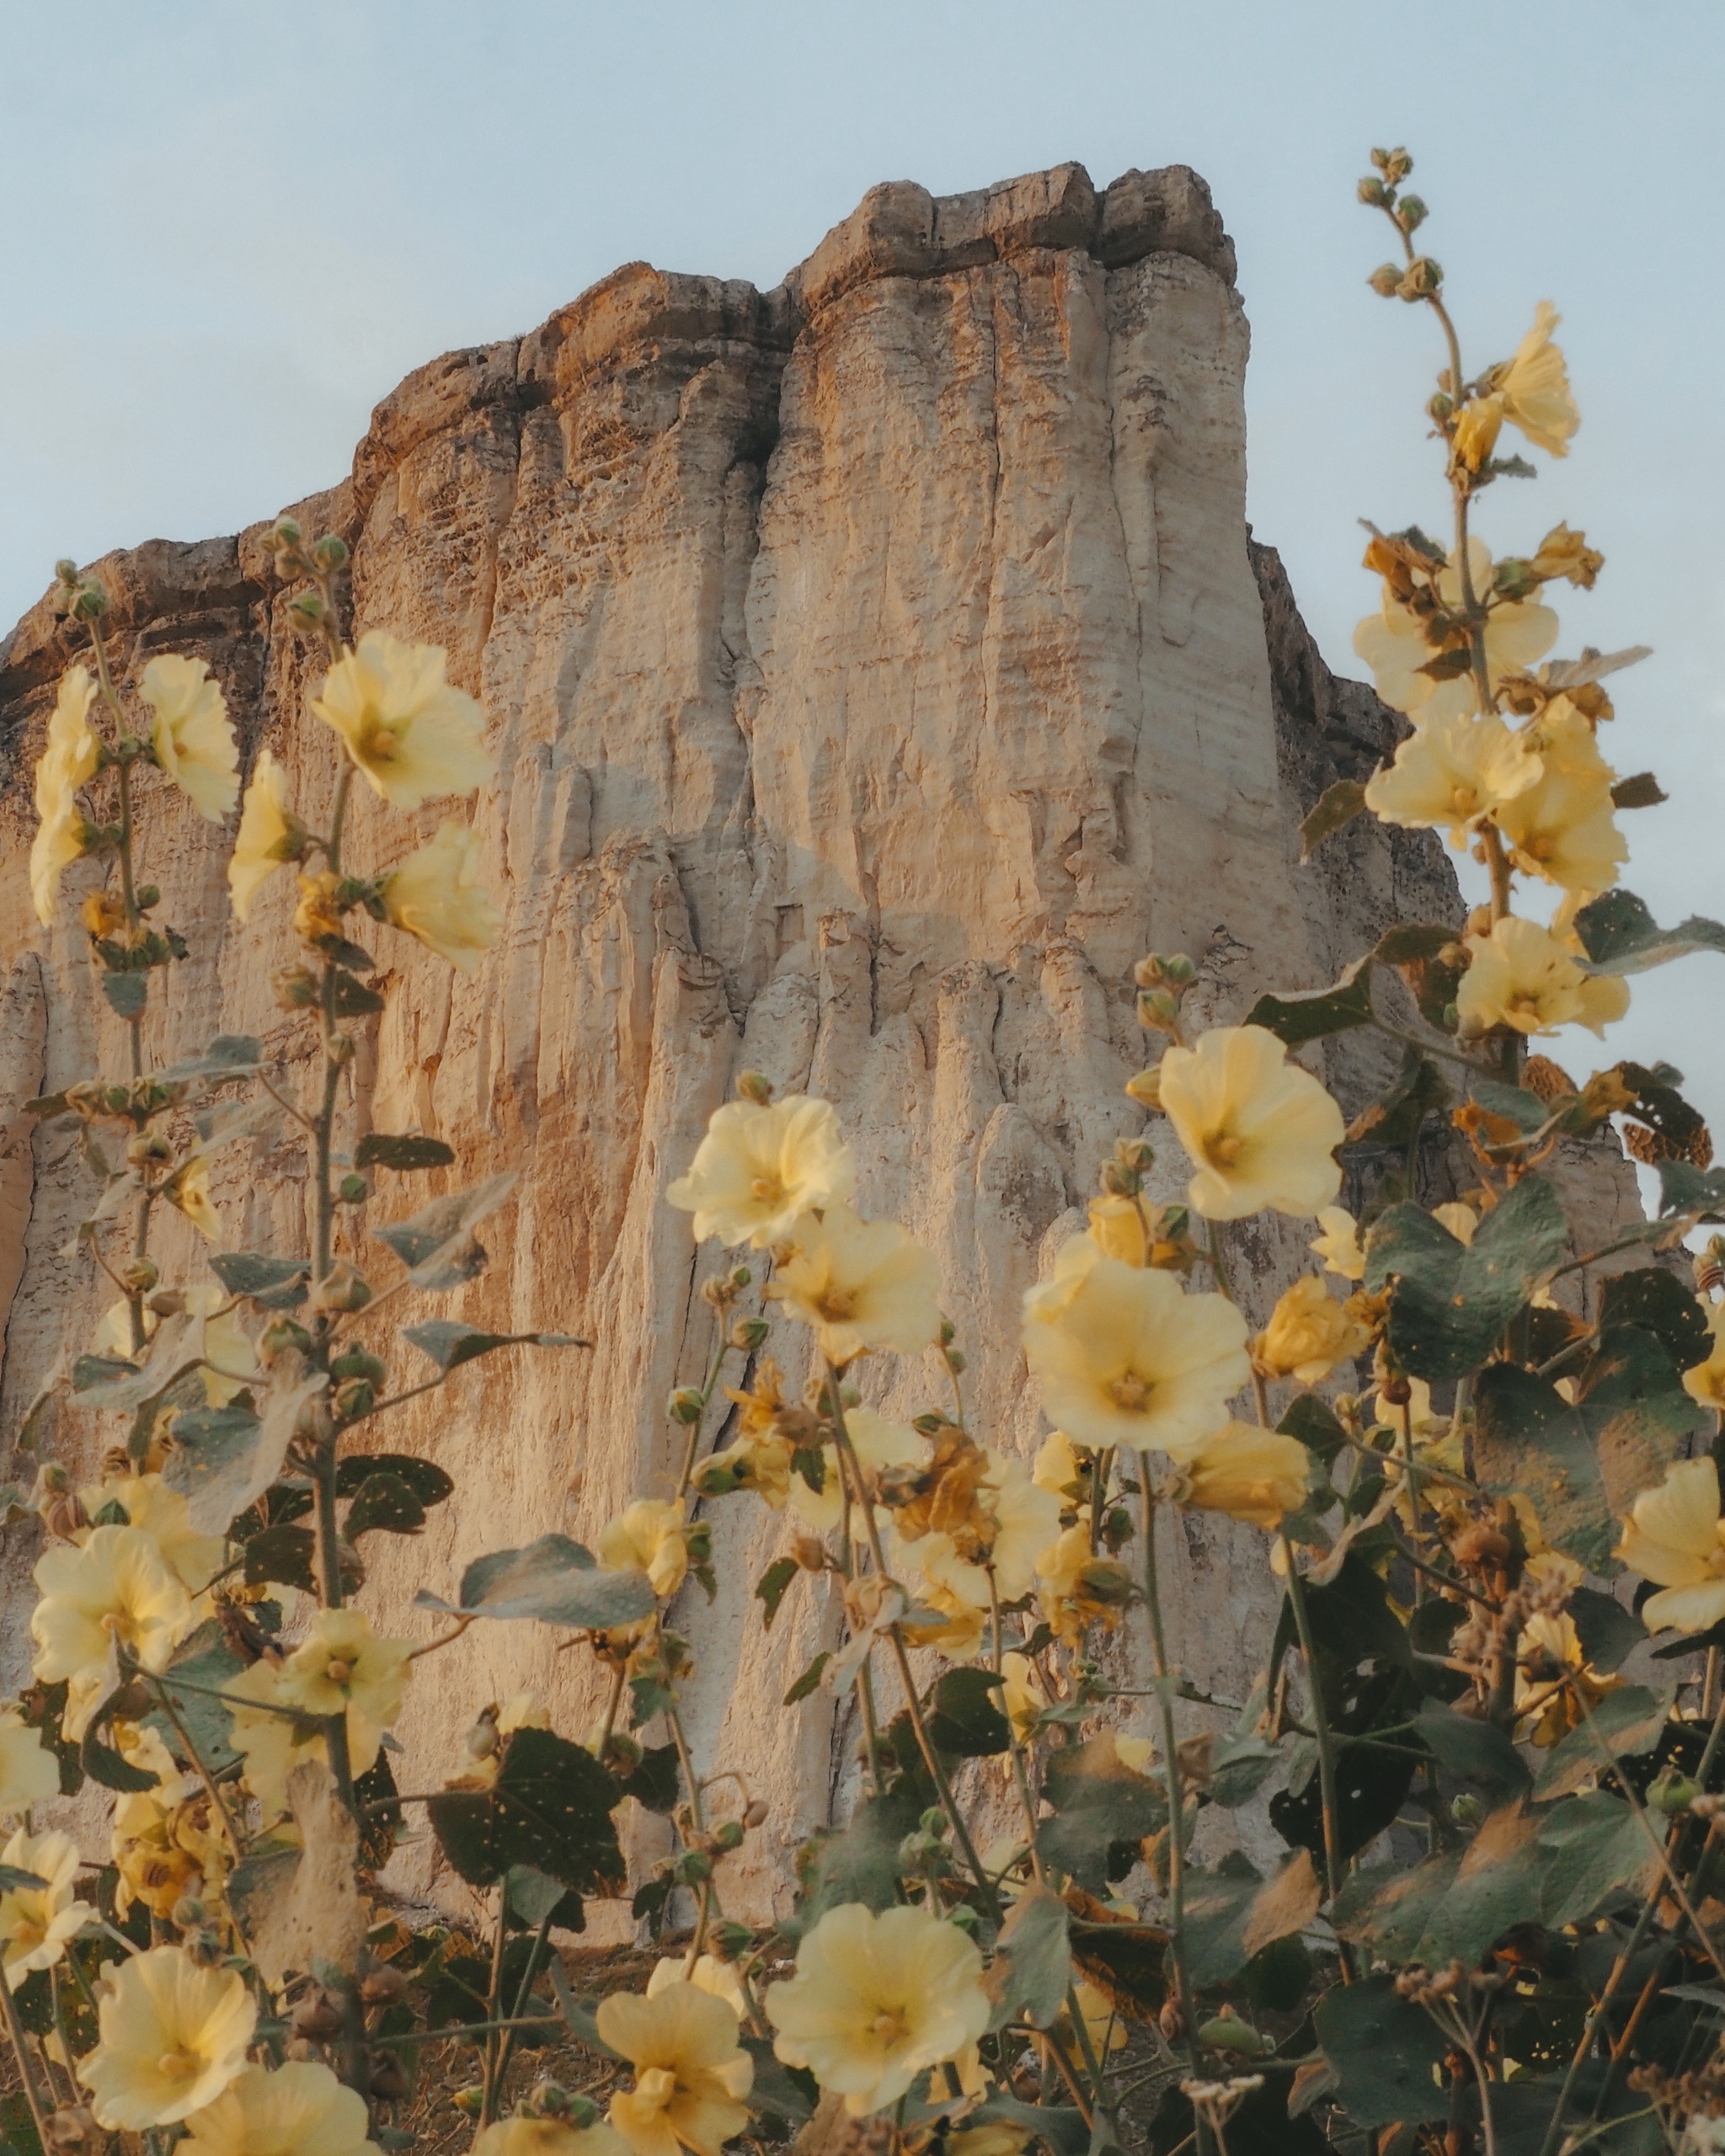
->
[0,162,1646,1924]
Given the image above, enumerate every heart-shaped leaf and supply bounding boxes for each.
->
[416,1534,654,1631]
[1365,1173,1570,1381]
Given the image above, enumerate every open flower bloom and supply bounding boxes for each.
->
[1352,538,1558,723]
[1684,1300,1725,1410]
[0,1827,94,1988]
[1617,1460,1725,1632]
[1310,1207,1365,1282]
[598,1981,753,2156]
[1000,1652,1046,1741]
[769,1203,943,1364]
[30,666,101,923]
[179,2060,382,2156]
[273,1609,409,1757]
[895,1453,1061,1605]
[110,1724,226,1922]
[222,1662,324,1825]
[77,1474,226,1596]
[1157,1027,1344,1221]
[312,632,492,808]
[1497,302,1580,457]
[900,1582,988,1662]
[165,1155,222,1242]
[79,1945,256,2130]
[1178,1422,1311,1530]
[140,655,238,822]
[647,1953,749,2019]
[790,1408,921,1538]
[0,1705,61,1817]
[227,750,305,921]
[767,1904,991,2119]
[1256,1275,1373,1385]
[473,2122,630,2156]
[1363,710,1543,846]
[1495,711,1626,893]
[1023,1253,1248,1459]
[382,819,502,973]
[1515,1553,1616,1747]
[1456,915,1623,1038]
[600,1498,691,1598]
[667,1096,856,1249]
[32,1524,194,1719]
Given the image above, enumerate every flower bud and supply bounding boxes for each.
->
[1137,988,1180,1031]
[360,1961,411,2005]
[1650,1770,1701,1817]
[312,1262,372,1313]
[1357,175,1391,206]
[1197,2013,1263,2057]
[1366,264,1402,298]
[668,1387,706,1426]
[710,1919,755,1961]
[334,1378,375,1422]
[1371,146,1413,184]
[288,590,326,628]
[729,1265,752,1290]
[185,1927,225,1967]
[1451,1792,1483,1828]
[312,534,350,570]
[331,1348,386,1384]
[44,2109,93,2149]
[73,580,109,620]
[271,965,320,1011]
[274,518,304,549]
[741,1799,768,1829]
[136,883,161,910]
[730,1316,770,1353]
[55,559,79,588]
[792,1535,828,1573]
[1397,257,1444,299]
[947,1903,981,1935]
[676,1849,713,1885]
[452,2086,484,2117]
[120,1257,159,1294]
[126,1131,173,1169]
[529,2081,573,2118]
[1161,953,1196,986]
[599,1730,644,1776]
[464,1720,499,1760]
[1124,1064,1162,1109]
[713,1820,745,1852]
[1398,194,1428,231]
[172,1895,207,1929]
[259,1317,313,1366]
[735,1070,774,1106]
[326,1032,356,1066]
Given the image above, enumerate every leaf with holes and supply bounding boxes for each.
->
[403,1319,586,1375]
[427,1728,624,1896]
[1573,889,1725,975]
[1038,1732,1168,1892]
[244,1524,318,1593]
[1298,778,1367,861]
[373,1171,518,1290]
[1533,1684,1674,1802]
[207,1251,310,1309]
[925,1668,1009,1757]
[344,1472,426,1539]
[1244,956,1373,1047]
[755,1559,798,1630]
[417,1534,654,1631]
[983,1886,1071,2031]
[355,1133,457,1171]
[1316,1973,1452,2130]
[1364,1172,1570,1381]
[1599,1267,1710,1370]
[334,1454,454,1507]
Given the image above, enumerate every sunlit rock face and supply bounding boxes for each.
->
[0,163,1644,1924]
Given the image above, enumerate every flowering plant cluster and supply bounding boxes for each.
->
[6,145,1725,2156]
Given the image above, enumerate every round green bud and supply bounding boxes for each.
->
[312,534,350,569]
[1367,264,1402,298]
[713,1821,745,1852]
[331,1347,387,1383]
[668,1387,706,1426]
[337,1172,368,1204]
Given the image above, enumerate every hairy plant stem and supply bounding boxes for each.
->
[665,1699,717,1961]
[478,1886,510,2126]
[1135,1471,1200,2059]
[1279,1536,1354,1980]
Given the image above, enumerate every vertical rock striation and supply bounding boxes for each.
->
[0,163,1647,1921]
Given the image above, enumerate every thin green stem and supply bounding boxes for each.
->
[1136,1469,1199,2057]
[478,1887,510,2127]
[1279,1538,1354,1979]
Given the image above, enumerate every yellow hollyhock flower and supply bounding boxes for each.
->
[91,1289,254,1408]
[1256,1275,1372,1385]
[180,2060,382,2156]
[770,1203,943,1364]
[140,655,238,822]
[1456,915,1599,1038]
[1363,709,1543,846]
[1035,1527,1134,1645]
[273,1609,409,1753]
[165,1155,222,1242]
[382,819,502,973]
[791,1407,921,1538]
[899,1583,988,1662]
[227,749,306,921]
[600,1498,691,1599]
[0,1827,95,1987]
[1050,1980,1127,2061]
[1086,1193,1151,1267]
[1023,1254,1248,1459]
[77,1474,226,1596]
[30,666,101,924]
[222,1662,323,1825]
[1683,1301,1725,1410]
[312,632,492,808]
[766,1904,990,2119]
[32,1524,194,1713]
[1156,1025,1345,1222]
[1450,396,1503,472]
[1352,538,1557,723]
[1310,1207,1365,1282]
[473,2121,629,2156]
[598,1982,753,2156]
[1497,302,1579,457]
[0,1705,61,1817]
[668,1095,856,1249]
[647,1953,749,2019]
[1178,1422,1311,1530]
[78,1945,256,2129]
[1000,1652,1045,1741]
[1495,709,1626,893]
[1032,1429,1086,1499]
[1617,1459,1725,1633]
[897,1454,1061,1605]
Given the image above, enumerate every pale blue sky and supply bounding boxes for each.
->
[5,0,1721,1141]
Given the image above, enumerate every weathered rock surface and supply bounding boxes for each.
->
[0,162,1648,1924]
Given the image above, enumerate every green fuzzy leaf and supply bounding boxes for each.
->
[403,1318,585,1374]
[1278,1392,1348,1465]
[101,971,149,1019]
[143,1630,247,1779]
[1538,1790,1663,1927]
[797,1786,923,1920]
[427,1727,624,1897]
[1534,1684,1674,1801]
[162,1034,264,1080]
[1467,1075,1552,1133]
[740,2036,820,2127]
[505,1863,585,1932]
[1568,1587,1646,1674]
[924,1668,1010,1757]
[616,1742,680,1816]
[1038,1732,1168,1892]
[1334,1806,1548,1972]
[163,1404,264,1515]
[1411,1700,1530,1790]
[1475,1326,1698,1571]
[1573,889,1725,975]
[1344,1054,1450,1150]
[344,1471,427,1538]
[1244,956,1373,1047]
[783,1653,830,1705]
[983,1885,1071,2031]
[1364,1172,1570,1381]
[1599,1267,1711,1370]
[374,1171,518,1290]
[244,1523,319,1592]
[417,1534,654,1631]
[355,1132,457,1171]
[1208,1732,1279,1810]
[1658,1162,1725,1221]
[334,1454,454,1506]
[755,1558,798,1630]
[1298,778,1368,861]
[1316,1972,1452,2129]
[207,1251,310,1308]
[1181,1849,1321,1988]
[333,974,387,1017]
